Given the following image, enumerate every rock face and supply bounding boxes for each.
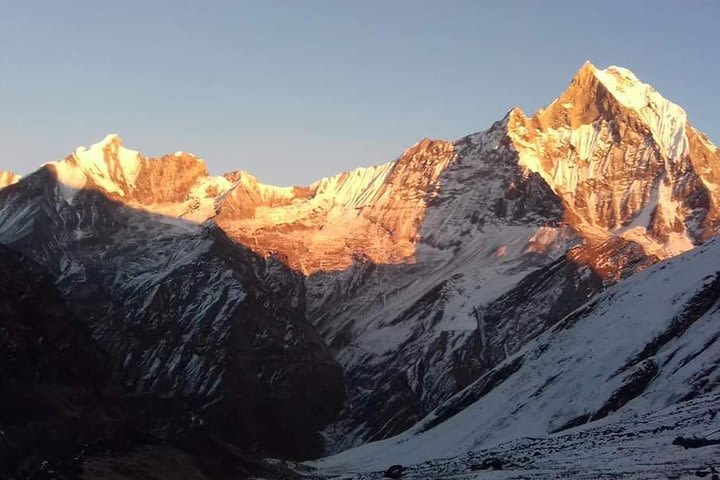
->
[215,138,455,273]
[305,120,581,449]
[0,243,320,479]
[0,62,719,462]
[302,63,720,449]
[510,63,720,255]
[0,158,344,458]
[312,237,720,473]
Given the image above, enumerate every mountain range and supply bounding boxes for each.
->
[0,62,718,479]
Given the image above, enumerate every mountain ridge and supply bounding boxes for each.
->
[1,61,719,467]
[4,63,716,276]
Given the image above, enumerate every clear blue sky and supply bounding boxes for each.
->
[1,1,718,186]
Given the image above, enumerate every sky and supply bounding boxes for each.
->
[1,1,718,186]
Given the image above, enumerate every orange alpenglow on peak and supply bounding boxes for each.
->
[4,62,719,278]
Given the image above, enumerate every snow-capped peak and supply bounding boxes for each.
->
[77,133,142,182]
[507,62,716,258]
[38,134,239,225]
[591,64,689,161]
[45,133,143,202]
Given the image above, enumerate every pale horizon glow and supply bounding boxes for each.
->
[1,1,718,186]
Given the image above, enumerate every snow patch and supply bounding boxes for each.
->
[310,162,394,209]
[48,161,88,204]
[570,123,601,161]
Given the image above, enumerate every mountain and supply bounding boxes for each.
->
[511,63,720,254]
[0,62,719,476]
[312,236,720,478]
[0,244,316,479]
[302,62,720,449]
[0,142,345,459]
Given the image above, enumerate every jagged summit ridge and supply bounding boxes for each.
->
[0,61,717,278]
[216,138,453,273]
[3,62,718,274]
[27,131,457,273]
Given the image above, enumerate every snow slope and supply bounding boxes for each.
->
[312,237,720,472]
[594,66,689,162]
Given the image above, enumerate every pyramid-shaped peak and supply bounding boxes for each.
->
[570,61,638,79]
[532,62,689,161]
[566,63,678,115]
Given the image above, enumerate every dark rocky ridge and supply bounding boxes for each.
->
[0,169,345,460]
